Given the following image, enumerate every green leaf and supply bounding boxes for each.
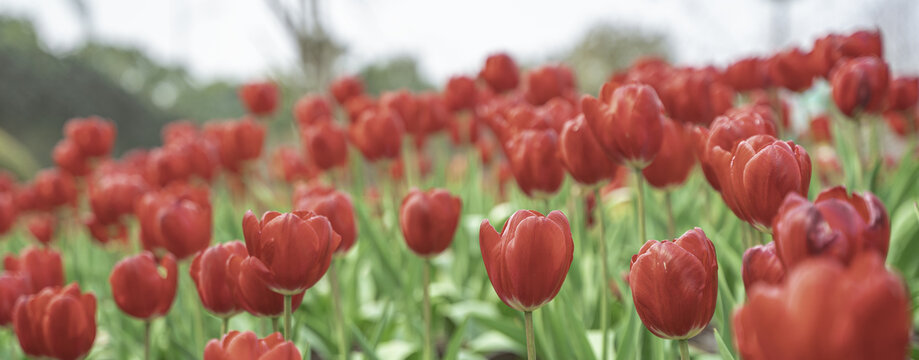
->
[350,324,381,360]
[442,319,468,360]
[713,328,737,360]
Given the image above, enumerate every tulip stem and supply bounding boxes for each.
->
[524,311,536,360]
[679,339,690,360]
[634,170,647,243]
[422,259,433,360]
[594,188,610,360]
[221,316,229,335]
[272,317,280,333]
[283,295,293,340]
[665,191,675,238]
[330,261,348,360]
[144,320,151,360]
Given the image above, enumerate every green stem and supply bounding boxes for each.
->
[634,170,647,244]
[524,311,536,360]
[330,261,348,360]
[665,191,675,238]
[144,320,151,360]
[422,259,433,360]
[271,317,280,334]
[594,188,610,360]
[221,316,229,335]
[283,295,293,340]
[679,339,690,360]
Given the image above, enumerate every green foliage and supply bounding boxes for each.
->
[358,56,435,95]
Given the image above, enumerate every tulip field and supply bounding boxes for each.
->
[3,29,919,360]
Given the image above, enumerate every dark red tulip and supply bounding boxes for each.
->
[109,252,177,320]
[226,253,304,317]
[239,81,279,116]
[768,48,816,92]
[558,115,618,185]
[723,57,769,92]
[523,65,576,106]
[660,67,735,126]
[204,118,266,173]
[27,214,55,245]
[809,33,844,78]
[64,116,115,158]
[12,283,96,360]
[33,169,77,210]
[884,110,919,137]
[772,186,889,269]
[147,139,219,186]
[190,241,248,317]
[330,76,365,105]
[136,184,212,259]
[733,253,909,360]
[204,330,301,360]
[414,92,450,136]
[840,29,883,59]
[293,185,358,254]
[700,109,776,191]
[242,210,341,294]
[343,95,377,123]
[629,228,717,339]
[0,191,15,235]
[4,246,64,294]
[381,90,421,135]
[270,146,316,184]
[301,121,349,171]
[582,83,666,168]
[444,76,478,112]
[52,139,90,177]
[831,57,890,117]
[642,118,696,189]
[89,172,148,225]
[293,94,333,127]
[480,210,573,311]
[479,53,520,93]
[84,215,128,245]
[399,188,462,257]
[808,114,833,143]
[503,128,565,197]
[741,242,785,291]
[886,76,919,112]
[0,272,29,326]
[349,109,404,162]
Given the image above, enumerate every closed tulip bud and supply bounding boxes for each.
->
[629,228,717,339]
[301,121,348,171]
[768,48,815,92]
[660,67,735,126]
[157,190,213,260]
[293,186,358,254]
[444,76,478,112]
[52,139,90,177]
[741,242,785,291]
[343,95,377,122]
[886,76,919,112]
[808,114,833,143]
[270,146,316,184]
[0,273,29,326]
[381,90,421,135]
[582,83,666,168]
[479,53,520,93]
[242,210,341,294]
[190,241,248,317]
[733,253,909,360]
[700,110,776,191]
[293,95,333,128]
[0,192,16,235]
[399,188,462,257]
[33,169,77,210]
[349,109,404,162]
[642,118,696,189]
[504,128,565,197]
[226,253,304,317]
[330,76,365,105]
[239,81,279,116]
[204,118,265,173]
[831,57,890,117]
[12,283,96,360]
[523,65,576,106]
[5,246,64,294]
[27,214,55,245]
[204,331,301,360]
[109,252,177,319]
[840,29,883,59]
[723,57,769,92]
[773,186,889,269]
[89,173,149,225]
[479,210,574,311]
[559,115,618,185]
[64,116,115,158]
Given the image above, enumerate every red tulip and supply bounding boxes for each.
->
[204,118,266,173]
[444,76,478,112]
[270,146,316,184]
[136,184,212,259]
[741,242,785,291]
[642,118,696,189]
[12,283,96,360]
[831,57,890,117]
[381,90,421,135]
[660,67,735,126]
[884,109,919,137]
[52,139,91,177]
[733,253,909,360]
[808,114,833,143]
[723,57,769,92]
[558,115,618,185]
[629,228,717,339]
[809,34,844,79]
[190,241,248,317]
[503,128,565,197]
[27,214,55,245]
[89,172,148,225]
[239,81,279,116]
[84,215,128,245]
[399,188,462,257]
[4,246,64,294]
[772,186,889,269]
[886,76,919,112]
[330,76,365,105]
[226,253,304,317]
[293,94,333,127]
[301,121,349,171]
[204,330,301,360]
[479,53,520,93]
[768,48,816,92]
[242,210,341,294]
[109,252,177,319]
[33,169,77,210]
[699,109,776,191]
[349,109,404,162]
[293,185,358,254]
[523,65,576,106]
[0,191,16,235]
[840,29,883,59]
[582,83,666,168]
[64,116,115,158]
[147,140,219,186]
[479,210,573,311]
[0,272,29,326]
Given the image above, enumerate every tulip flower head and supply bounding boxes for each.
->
[190,241,249,317]
[13,283,96,360]
[741,242,785,291]
[330,75,365,105]
[109,252,178,320]
[294,185,358,254]
[503,128,565,197]
[204,330,301,360]
[4,246,64,294]
[226,252,305,318]
[582,83,666,168]
[0,272,29,326]
[239,81,279,117]
[831,56,890,117]
[399,188,462,257]
[642,118,696,189]
[558,115,618,185]
[479,53,520,93]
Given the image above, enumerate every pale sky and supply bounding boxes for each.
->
[1,0,916,84]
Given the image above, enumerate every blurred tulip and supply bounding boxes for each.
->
[768,48,815,92]
[642,118,696,189]
[741,242,785,291]
[109,252,177,320]
[629,228,717,339]
[831,57,890,117]
[27,214,55,245]
[480,210,573,311]
[204,330,301,360]
[582,83,666,168]
[0,272,29,326]
[840,29,883,59]
[399,188,462,257]
[204,118,266,173]
[301,121,349,171]
[343,94,377,122]
[504,128,565,197]
[4,246,64,294]
[0,192,16,235]
[33,169,77,210]
[89,172,148,225]
[136,184,212,259]
[479,53,520,93]
[64,116,115,158]
[444,76,478,112]
[147,140,219,186]
[242,210,341,294]
[700,109,776,191]
[293,94,333,127]
[330,75,365,105]
[239,81,279,116]
[886,76,918,112]
[381,90,421,134]
[733,253,909,360]
[558,115,618,185]
[808,114,833,143]
[723,57,769,92]
[270,146,316,184]
[190,241,248,317]
[52,139,91,177]
[884,110,919,137]
[84,215,128,245]
[226,253,304,317]
[660,67,735,126]
[162,121,199,145]
[349,109,404,162]
[12,283,96,360]
[293,185,358,254]
[523,65,576,106]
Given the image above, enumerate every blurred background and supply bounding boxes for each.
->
[0,0,915,178]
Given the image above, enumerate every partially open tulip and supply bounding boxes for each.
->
[523,65,576,106]
[27,214,55,245]
[137,184,212,259]
[629,228,717,339]
[558,115,618,185]
[399,188,462,257]
[4,246,64,294]
[733,253,910,360]
[293,186,357,254]
[204,330,301,360]
[109,252,177,320]
[0,273,29,325]
[330,75,365,105]
[191,241,248,317]
[773,186,889,269]
[301,121,349,171]
[242,210,341,294]
[503,128,565,197]
[831,57,890,117]
[479,53,520,93]
[444,76,478,112]
[582,83,666,168]
[887,76,919,112]
[741,242,785,291]
[12,283,96,360]
[293,94,333,127]
[239,81,279,116]
[226,253,304,317]
[480,210,574,311]
[64,116,115,158]
[642,118,696,189]
[700,109,776,191]
[349,109,404,162]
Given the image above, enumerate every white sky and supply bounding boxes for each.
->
[1,0,916,85]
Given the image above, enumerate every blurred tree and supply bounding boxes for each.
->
[358,56,435,95]
[265,0,344,91]
[558,23,671,94]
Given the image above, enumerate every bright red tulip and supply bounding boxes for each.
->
[136,184,212,259]
[629,228,717,339]
[300,120,349,171]
[479,53,520,93]
[399,188,462,257]
[503,128,565,197]
[0,272,29,326]
[293,185,358,254]
[330,76,365,105]
[190,241,248,317]
[523,65,576,106]
[886,76,919,112]
[64,116,115,158]
[204,330,301,360]
[226,253,304,317]
[699,109,776,191]
[4,246,64,294]
[479,210,574,311]
[52,139,90,177]
[831,57,890,117]
[444,76,478,112]
[723,57,769,92]
[239,81,279,116]
[349,109,404,162]
[109,252,177,319]
[768,48,816,92]
[741,242,785,291]
[293,94,333,127]
[582,83,666,168]
[558,115,618,185]
[642,118,696,189]
[733,253,909,360]
[242,210,341,294]
[12,283,96,360]
[27,214,55,245]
